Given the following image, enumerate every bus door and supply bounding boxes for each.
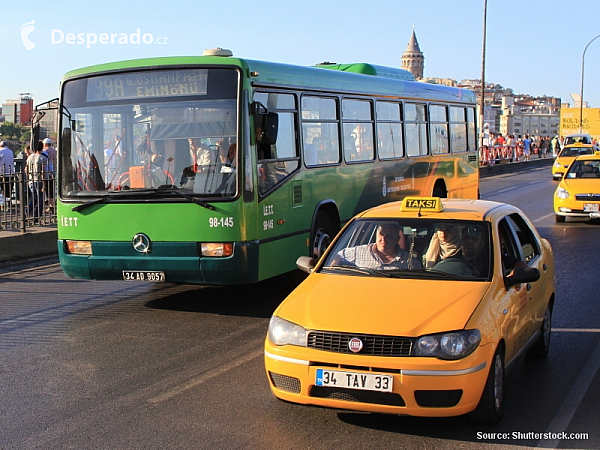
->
[253,92,302,280]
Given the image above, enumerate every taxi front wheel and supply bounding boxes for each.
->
[555,214,565,223]
[470,345,504,424]
[528,304,552,357]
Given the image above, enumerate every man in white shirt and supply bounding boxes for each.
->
[0,141,15,202]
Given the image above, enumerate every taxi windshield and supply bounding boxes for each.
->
[321,218,492,281]
[560,147,593,158]
[566,160,600,179]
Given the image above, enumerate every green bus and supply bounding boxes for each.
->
[56,48,479,285]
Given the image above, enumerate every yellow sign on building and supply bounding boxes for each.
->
[560,108,600,140]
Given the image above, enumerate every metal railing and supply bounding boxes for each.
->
[1,162,57,233]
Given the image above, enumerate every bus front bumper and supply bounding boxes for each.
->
[58,240,259,285]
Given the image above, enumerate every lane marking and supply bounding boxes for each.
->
[553,328,600,333]
[537,333,600,448]
[533,213,555,223]
[147,349,263,403]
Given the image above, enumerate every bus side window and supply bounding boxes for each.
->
[254,95,299,195]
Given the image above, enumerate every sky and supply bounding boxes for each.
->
[2,0,600,109]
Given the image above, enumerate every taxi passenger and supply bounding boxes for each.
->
[424,223,461,269]
[460,225,487,276]
[335,222,422,270]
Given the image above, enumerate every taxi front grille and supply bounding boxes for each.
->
[307,331,412,356]
[575,194,600,201]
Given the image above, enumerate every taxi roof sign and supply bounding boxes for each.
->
[401,197,443,213]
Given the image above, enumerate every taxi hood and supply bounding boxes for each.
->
[559,177,600,192]
[276,274,491,336]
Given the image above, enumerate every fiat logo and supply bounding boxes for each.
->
[348,337,363,353]
[132,233,151,253]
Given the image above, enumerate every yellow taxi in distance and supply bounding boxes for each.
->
[552,143,595,180]
[264,197,555,424]
[554,152,600,222]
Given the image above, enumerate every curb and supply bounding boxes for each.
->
[0,228,58,263]
[479,157,553,177]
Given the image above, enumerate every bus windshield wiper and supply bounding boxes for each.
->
[154,186,215,210]
[71,195,113,212]
[71,187,215,212]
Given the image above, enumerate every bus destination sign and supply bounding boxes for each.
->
[86,69,208,102]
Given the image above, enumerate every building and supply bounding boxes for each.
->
[401,28,424,80]
[458,79,560,138]
[500,95,560,138]
[1,94,34,125]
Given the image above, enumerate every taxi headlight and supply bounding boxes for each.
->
[553,161,562,168]
[268,316,307,347]
[556,188,570,199]
[413,330,481,360]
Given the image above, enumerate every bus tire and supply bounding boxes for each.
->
[312,211,335,259]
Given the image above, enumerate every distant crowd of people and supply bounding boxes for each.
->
[479,134,587,165]
[0,138,56,218]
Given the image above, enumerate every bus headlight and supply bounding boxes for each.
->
[65,240,92,255]
[200,243,233,257]
[413,330,480,360]
[268,316,307,347]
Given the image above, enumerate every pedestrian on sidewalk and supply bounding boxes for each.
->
[25,142,47,218]
[0,141,15,203]
[523,135,532,161]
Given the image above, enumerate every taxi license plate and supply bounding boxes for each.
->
[123,271,165,282]
[315,369,393,392]
[584,203,599,212]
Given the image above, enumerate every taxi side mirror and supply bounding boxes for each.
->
[505,266,540,288]
[297,256,317,274]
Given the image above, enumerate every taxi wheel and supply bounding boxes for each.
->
[528,304,552,357]
[469,345,504,424]
[555,214,565,223]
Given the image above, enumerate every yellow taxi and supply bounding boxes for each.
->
[264,197,555,424]
[552,143,595,180]
[554,152,600,222]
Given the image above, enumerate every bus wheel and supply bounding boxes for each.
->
[312,212,335,259]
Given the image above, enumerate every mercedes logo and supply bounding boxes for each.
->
[132,233,151,253]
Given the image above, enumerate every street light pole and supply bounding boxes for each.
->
[579,34,600,133]
[479,0,487,149]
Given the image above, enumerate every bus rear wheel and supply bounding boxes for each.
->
[312,212,335,259]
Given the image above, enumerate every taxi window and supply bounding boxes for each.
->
[498,220,521,276]
[321,218,491,281]
[567,160,600,178]
[504,213,540,264]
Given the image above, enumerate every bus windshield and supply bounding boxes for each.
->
[59,67,239,199]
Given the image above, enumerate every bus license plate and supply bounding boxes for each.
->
[123,271,165,282]
[315,369,393,392]
[584,203,599,212]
